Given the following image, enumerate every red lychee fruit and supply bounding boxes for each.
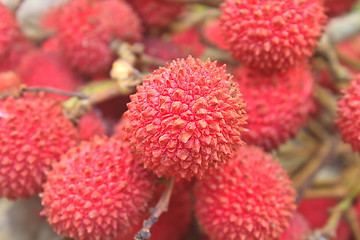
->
[126,0,185,27]
[41,137,156,240]
[0,92,80,199]
[0,71,21,92]
[123,56,247,180]
[234,65,315,151]
[195,145,296,240]
[79,110,107,141]
[281,212,310,240]
[220,0,326,74]
[337,74,360,152]
[16,51,84,99]
[325,0,357,17]
[298,198,351,240]
[41,37,60,54]
[47,0,142,76]
[0,3,19,61]
[172,27,206,58]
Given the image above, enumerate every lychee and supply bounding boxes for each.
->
[79,110,107,141]
[281,212,310,240]
[220,0,326,73]
[337,74,360,152]
[0,3,19,61]
[195,145,296,240]
[123,56,247,179]
[234,65,315,150]
[0,92,80,199]
[41,137,156,240]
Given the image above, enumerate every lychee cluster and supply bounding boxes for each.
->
[123,56,247,179]
[0,93,79,199]
[220,0,326,73]
[195,145,296,240]
[41,137,156,240]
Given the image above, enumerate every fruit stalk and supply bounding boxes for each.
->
[134,177,175,240]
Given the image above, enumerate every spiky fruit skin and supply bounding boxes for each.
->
[41,137,156,240]
[325,0,356,17]
[220,0,326,74]
[298,198,351,240]
[337,75,360,152]
[17,51,83,99]
[50,0,142,76]
[0,3,19,61]
[195,145,296,240]
[79,111,107,141]
[126,0,185,27]
[0,93,79,199]
[123,56,247,180]
[281,212,310,240]
[234,65,314,150]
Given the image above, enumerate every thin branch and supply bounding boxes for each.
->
[19,86,88,99]
[134,177,175,240]
[294,135,339,203]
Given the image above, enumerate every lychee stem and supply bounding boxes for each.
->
[164,0,221,7]
[134,177,175,240]
[294,135,339,203]
[18,86,88,99]
[309,169,360,239]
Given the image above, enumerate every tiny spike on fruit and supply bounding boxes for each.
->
[41,137,156,240]
[123,56,247,180]
[0,92,80,199]
[195,145,296,240]
[220,0,326,74]
[337,75,360,152]
[234,65,315,151]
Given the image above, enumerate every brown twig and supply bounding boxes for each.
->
[18,86,88,99]
[134,177,175,240]
[294,135,339,203]
[345,208,360,240]
[165,0,222,7]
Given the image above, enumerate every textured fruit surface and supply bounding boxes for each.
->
[79,111,107,140]
[281,212,310,240]
[325,0,356,17]
[172,28,206,58]
[47,0,142,75]
[123,56,247,179]
[126,0,185,27]
[41,137,156,240]
[0,93,79,199]
[0,3,19,61]
[220,0,326,73]
[298,198,351,240]
[234,65,314,150]
[337,74,360,152]
[195,145,296,240]
[17,51,84,98]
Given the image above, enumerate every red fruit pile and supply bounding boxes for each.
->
[123,56,247,179]
[220,0,326,73]
[195,145,296,240]
[0,93,79,199]
[41,137,156,240]
[0,3,19,61]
